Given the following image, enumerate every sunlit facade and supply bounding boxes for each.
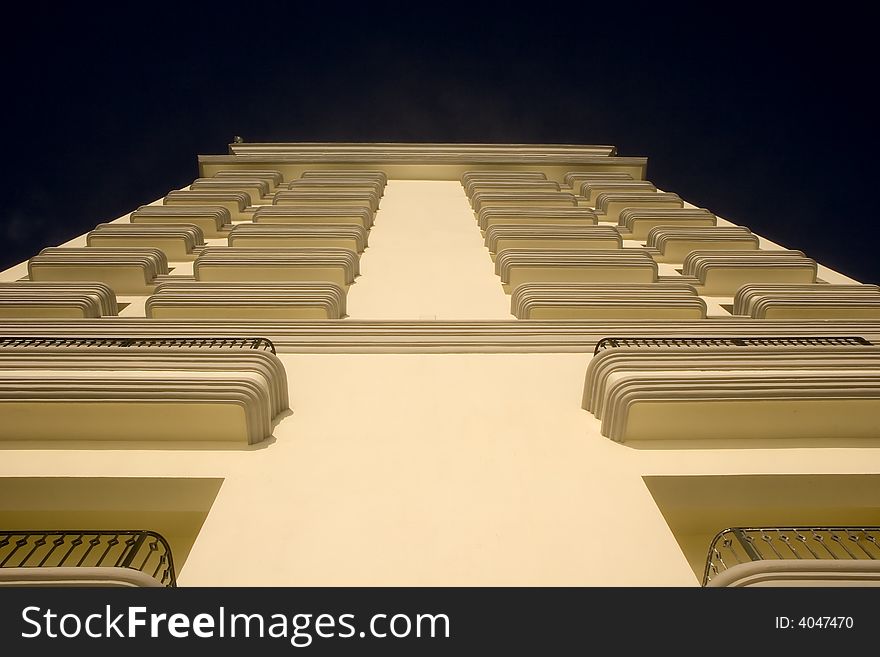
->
[1,143,879,586]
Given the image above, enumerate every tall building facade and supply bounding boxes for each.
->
[1,143,878,587]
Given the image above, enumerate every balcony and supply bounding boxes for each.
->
[253,205,374,230]
[130,205,232,238]
[592,335,872,354]
[496,249,658,288]
[287,177,385,202]
[485,225,621,254]
[190,177,271,204]
[646,226,758,263]
[229,223,368,253]
[511,283,705,320]
[478,207,598,231]
[733,283,880,319]
[645,474,880,585]
[463,170,548,188]
[0,530,176,587]
[193,247,359,287]
[583,336,880,443]
[27,247,169,295]
[594,191,683,224]
[87,223,205,261]
[564,171,633,190]
[683,249,817,295]
[0,336,287,444]
[164,190,251,220]
[0,282,118,318]
[703,527,880,587]
[617,208,716,240]
[0,336,276,352]
[578,180,656,206]
[273,190,378,213]
[467,180,561,203]
[0,477,222,587]
[472,191,578,213]
[214,169,285,192]
[147,281,347,319]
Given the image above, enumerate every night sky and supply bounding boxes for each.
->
[1,7,876,282]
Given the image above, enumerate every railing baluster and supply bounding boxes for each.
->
[0,336,275,354]
[703,527,880,585]
[1,530,177,586]
[594,335,871,355]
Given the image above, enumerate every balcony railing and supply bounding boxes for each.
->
[703,527,880,586]
[0,336,276,354]
[593,335,872,355]
[0,530,176,587]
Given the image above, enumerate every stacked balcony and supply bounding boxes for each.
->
[0,337,288,444]
[87,223,205,260]
[137,168,384,320]
[581,337,880,443]
[27,247,169,295]
[130,206,232,238]
[466,169,718,320]
[645,226,759,262]
[146,281,346,320]
[0,282,118,318]
[511,283,706,319]
[733,284,880,319]
[683,250,818,295]
[8,168,386,322]
[618,208,717,240]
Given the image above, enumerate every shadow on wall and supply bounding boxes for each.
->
[643,474,880,582]
[0,477,224,572]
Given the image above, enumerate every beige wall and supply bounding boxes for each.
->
[1,178,877,586]
[346,181,513,320]
[3,352,880,585]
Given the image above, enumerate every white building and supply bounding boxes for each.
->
[1,142,878,587]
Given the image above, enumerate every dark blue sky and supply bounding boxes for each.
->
[1,6,876,282]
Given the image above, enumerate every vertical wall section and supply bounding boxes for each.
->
[345,181,512,320]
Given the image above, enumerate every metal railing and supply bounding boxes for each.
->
[0,336,276,354]
[0,530,176,587]
[702,527,880,586]
[594,336,872,355]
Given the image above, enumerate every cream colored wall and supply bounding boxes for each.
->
[2,352,879,585]
[1,174,878,586]
[346,181,512,320]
